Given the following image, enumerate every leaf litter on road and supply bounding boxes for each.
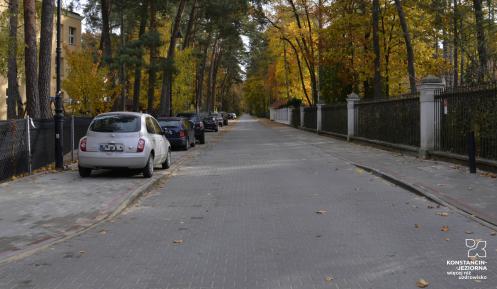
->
[436,212,449,217]
[315,209,328,215]
[441,226,449,232]
[416,279,430,288]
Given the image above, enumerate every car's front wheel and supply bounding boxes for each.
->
[183,137,190,150]
[162,149,171,169]
[78,166,92,178]
[143,154,154,178]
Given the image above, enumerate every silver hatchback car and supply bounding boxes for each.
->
[78,112,171,178]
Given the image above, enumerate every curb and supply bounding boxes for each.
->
[0,150,193,266]
[352,162,497,231]
[265,118,497,231]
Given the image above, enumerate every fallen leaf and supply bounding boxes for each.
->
[415,224,420,229]
[436,212,449,217]
[441,225,449,232]
[427,205,434,209]
[79,250,85,254]
[173,240,183,244]
[324,276,334,283]
[316,210,328,215]
[465,231,474,235]
[416,278,429,288]
[490,231,496,236]
[444,238,450,241]
[468,256,477,261]
[354,168,364,175]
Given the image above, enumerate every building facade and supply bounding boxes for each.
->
[0,5,83,119]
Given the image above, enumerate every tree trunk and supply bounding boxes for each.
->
[394,0,417,94]
[372,0,382,98]
[133,4,148,112]
[7,0,21,119]
[24,0,40,118]
[159,0,187,116]
[473,0,488,81]
[100,0,113,65]
[453,0,459,86]
[206,38,219,113]
[147,0,158,113]
[282,37,312,106]
[182,0,197,50]
[195,40,210,112]
[118,5,126,111]
[39,0,55,119]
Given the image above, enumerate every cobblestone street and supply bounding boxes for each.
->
[0,115,495,289]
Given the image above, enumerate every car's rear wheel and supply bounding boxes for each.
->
[199,133,205,144]
[78,166,92,178]
[143,154,154,178]
[162,149,171,169]
[191,136,196,147]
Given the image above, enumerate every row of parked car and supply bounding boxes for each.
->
[77,111,237,178]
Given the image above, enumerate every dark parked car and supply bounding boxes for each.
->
[157,117,195,150]
[176,112,206,144]
[227,113,237,119]
[202,115,219,132]
[209,113,224,127]
[219,112,229,126]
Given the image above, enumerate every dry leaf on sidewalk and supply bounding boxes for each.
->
[415,224,420,229]
[173,240,184,244]
[416,279,429,288]
[490,231,496,236]
[465,231,473,234]
[316,210,328,215]
[441,226,449,232]
[436,212,448,217]
[324,276,334,283]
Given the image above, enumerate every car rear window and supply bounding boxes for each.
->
[158,120,181,127]
[90,115,141,133]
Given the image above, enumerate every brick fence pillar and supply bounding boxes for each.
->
[347,93,360,141]
[419,76,445,158]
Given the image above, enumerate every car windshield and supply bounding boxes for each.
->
[158,120,181,127]
[90,115,140,133]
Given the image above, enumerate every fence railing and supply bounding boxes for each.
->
[435,85,497,160]
[303,106,317,130]
[0,116,93,182]
[355,97,420,147]
[322,104,347,136]
[291,108,300,127]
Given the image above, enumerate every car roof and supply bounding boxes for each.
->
[157,117,184,121]
[96,111,148,118]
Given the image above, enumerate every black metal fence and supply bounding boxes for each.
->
[291,107,300,127]
[0,116,93,182]
[355,96,420,147]
[435,85,497,160]
[303,106,317,130]
[322,104,348,135]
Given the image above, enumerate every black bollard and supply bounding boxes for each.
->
[468,131,477,174]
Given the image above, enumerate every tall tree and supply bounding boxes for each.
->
[39,0,55,118]
[394,0,416,94]
[23,0,41,118]
[133,3,148,112]
[159,0,187,116]
[372,0,382,98]
[100,0,113,65]
[147,0,158,113]
[473,0,488,81]
[7,0,21,118]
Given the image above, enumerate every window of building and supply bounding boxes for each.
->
[69,27,76,45]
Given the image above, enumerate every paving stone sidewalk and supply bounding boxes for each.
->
[268,120,497,228]
[0,149,190,264]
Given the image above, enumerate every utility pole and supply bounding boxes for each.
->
[54,0,64,170]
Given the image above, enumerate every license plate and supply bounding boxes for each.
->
[100,143,124,152]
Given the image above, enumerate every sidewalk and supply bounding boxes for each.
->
[267,120,497,229]
[0,149,191,265]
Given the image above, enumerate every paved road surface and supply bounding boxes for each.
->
[0,115,495,289]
